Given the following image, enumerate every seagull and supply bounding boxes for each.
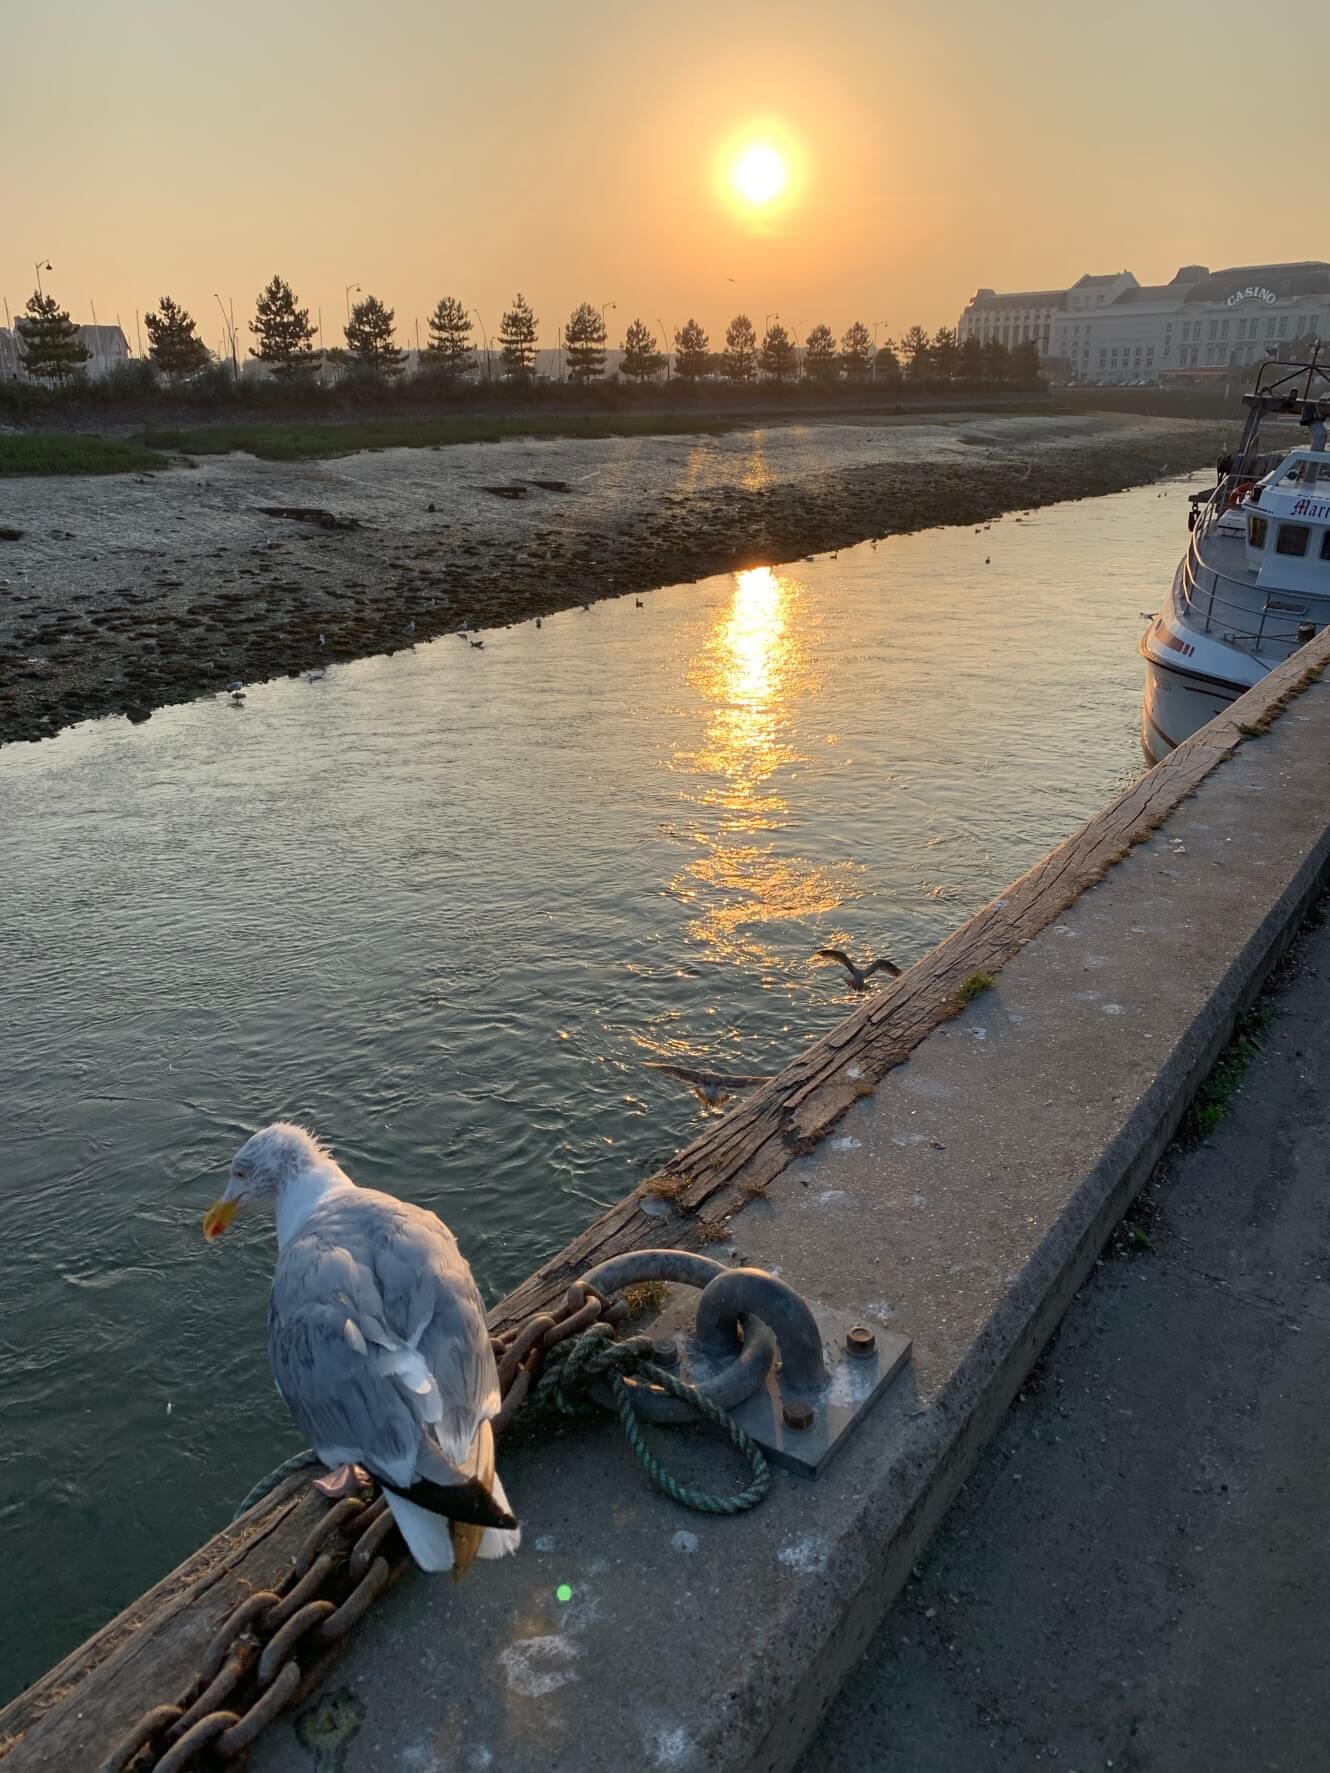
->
[535,617,543,628]
[202,1123,520,1578]
[225,680,244,693]
[815,949,903,991]
[646,1064,772,1107]
[406,621,416,634]
[306,669,327,683]
[635,598,644,608]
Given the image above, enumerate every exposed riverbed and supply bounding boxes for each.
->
[0,411,1225,743]
[0,473,1209,1697]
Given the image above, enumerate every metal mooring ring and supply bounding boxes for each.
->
[574,1248,798,1425]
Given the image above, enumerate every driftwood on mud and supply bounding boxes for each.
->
[4,630,1327,1769]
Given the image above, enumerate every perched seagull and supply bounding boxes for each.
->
[635,598,644,608]
[815,949,903,992]
[306,669,327,683]
[646,1063,772,1108]
[202,1123,520,1578]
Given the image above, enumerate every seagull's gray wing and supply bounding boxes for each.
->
[267,1189,498,1490]
[815,948,855,971]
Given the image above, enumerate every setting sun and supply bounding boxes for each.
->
[731,143,788,207]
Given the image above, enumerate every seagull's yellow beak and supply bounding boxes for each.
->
[203,1198,240,1242]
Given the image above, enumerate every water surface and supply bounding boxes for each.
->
[0,476,1197,1696]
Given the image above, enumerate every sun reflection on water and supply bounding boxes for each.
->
[669,567,863,968]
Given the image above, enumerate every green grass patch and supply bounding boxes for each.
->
[954,970,997,1006]
[0,434,171,476]
[1182,1001,1273,1141]
[141,411,740,463]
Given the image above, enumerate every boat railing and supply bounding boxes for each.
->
[1179,488,1325,655]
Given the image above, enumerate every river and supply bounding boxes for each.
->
[0,473,1199,1698]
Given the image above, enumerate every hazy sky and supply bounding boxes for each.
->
[0,0,1319,357]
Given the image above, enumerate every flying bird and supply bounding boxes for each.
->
[202,1123,520,1578]
[815,949,903,991]
[646,1063,772,1108]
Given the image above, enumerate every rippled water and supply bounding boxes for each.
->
[0,475,1200,1697]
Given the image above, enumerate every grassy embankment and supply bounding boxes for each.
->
[0,435,172,476]
[0,412,742,475]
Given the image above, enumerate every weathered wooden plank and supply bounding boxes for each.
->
[0,1473,319,1768]
[4,631,1326,1766]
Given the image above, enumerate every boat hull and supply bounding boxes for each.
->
[1140,647,1244,764]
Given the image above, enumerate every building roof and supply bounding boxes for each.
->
[1181,263,1330,304]
[77,325,129,349]
[966,289,1066,311]
[1071,272,1132,289]
[1107,284,1175,305]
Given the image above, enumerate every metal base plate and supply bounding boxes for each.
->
[647,1297,912,1478]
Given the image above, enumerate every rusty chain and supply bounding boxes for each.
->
[98,1282,629,1773]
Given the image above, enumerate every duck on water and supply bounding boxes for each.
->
[1140,352,1330,764]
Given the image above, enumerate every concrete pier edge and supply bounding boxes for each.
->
[6,629,1330,1771]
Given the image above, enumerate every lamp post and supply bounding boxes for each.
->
[35,259,52,298]
[345,282,360,323]
[658,317,671,382]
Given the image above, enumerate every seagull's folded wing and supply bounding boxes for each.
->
[268,1191,500,1488]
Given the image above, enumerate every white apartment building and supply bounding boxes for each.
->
[0,322,131,380]
[959,262,1330,384]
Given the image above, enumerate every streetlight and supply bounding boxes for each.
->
[658,317,672,382]
[471,308,491,380]
[872,319,889,381]
[35,259,52,298]
[345,282,360,322]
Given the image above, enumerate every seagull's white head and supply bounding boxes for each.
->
[203,1122,331,1241]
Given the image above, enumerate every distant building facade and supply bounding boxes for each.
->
[959,263,1330,384]
[0,322,131,380]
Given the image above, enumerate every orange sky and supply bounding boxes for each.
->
[0,0,1319,358]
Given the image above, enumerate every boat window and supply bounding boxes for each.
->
[1249,516,1268,549]
[1322,531,1330,561]
[1276,524,1310,558]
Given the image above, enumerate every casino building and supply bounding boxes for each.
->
[958,262,1330,384]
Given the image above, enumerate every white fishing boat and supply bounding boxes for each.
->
[1140,355,1330,763]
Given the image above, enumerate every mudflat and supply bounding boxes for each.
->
[0,411,1226,745]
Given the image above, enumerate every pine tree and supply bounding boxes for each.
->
[874,343,902,382]
[620,317,664,382]
[721,313,758,382]
[839,320,873,381]
[499,293,538,381]
[803,323,837,383]
[959,336,984,382]
[1011,339,1042,386]
[981,337,1011,384]
[423,296,475,379]
[931,326,960,379]
[16,291,90,383]
[673,318,710,380]
[900,324,933,379]
[144,296,210,380]
[758,320,797,382]
[344,294,406,377]
[250,275,320,378]
[563,302,607,382]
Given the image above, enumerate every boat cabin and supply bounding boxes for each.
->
[1243,447,1330,588]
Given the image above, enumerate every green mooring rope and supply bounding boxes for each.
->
[233,1321,770,1521]
[530,1322,770,1514]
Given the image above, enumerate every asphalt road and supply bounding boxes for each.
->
[800,911,1330,1773]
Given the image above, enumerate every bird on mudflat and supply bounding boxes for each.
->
[646,1063,772,1108]
[470,638,484,649]
[815,949,903,991]
[202,1123,520,1578]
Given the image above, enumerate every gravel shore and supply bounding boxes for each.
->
[0,411,1226,746]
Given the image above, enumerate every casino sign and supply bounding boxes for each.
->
[1227,285,1279,307]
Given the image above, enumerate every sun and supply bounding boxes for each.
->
[731,143,787,207]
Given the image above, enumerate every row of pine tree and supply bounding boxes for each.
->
[10,280,1039,387]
